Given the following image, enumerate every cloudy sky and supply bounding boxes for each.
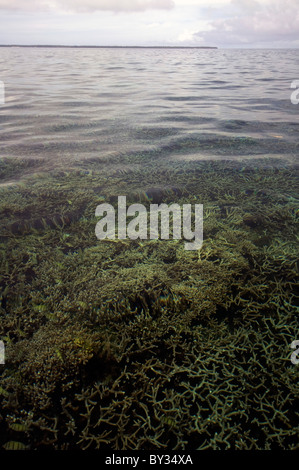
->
[0,0,298,48]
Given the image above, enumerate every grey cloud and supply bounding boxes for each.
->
[0,0,175,13]
[0,0,42,10]
[196,0,299,46]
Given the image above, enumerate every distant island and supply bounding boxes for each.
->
[0,45,218,49]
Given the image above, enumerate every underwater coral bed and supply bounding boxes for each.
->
[0,155,298,450]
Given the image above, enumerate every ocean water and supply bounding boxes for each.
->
[0,47,298,171]
[0,48,298,451]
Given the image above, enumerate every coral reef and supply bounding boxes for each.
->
[0,155,298,450]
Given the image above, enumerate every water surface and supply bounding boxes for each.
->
[0,47,298,172]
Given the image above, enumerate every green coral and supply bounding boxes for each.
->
[0,156,298,450]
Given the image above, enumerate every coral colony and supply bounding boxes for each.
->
[0,155,298,450]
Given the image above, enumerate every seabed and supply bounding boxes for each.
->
[0,147,298,450]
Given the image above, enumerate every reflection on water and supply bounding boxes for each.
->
[0,47,298,172]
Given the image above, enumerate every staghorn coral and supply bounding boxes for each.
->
[0,157,298,450]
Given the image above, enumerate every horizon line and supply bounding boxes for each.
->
[0,44,218,49]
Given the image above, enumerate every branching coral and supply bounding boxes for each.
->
[0,157,298,450]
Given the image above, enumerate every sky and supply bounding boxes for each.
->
[0,0,298,48]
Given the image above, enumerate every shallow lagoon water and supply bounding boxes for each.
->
[0,48,298,450]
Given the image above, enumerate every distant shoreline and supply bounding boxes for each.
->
[0,45,218,49]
